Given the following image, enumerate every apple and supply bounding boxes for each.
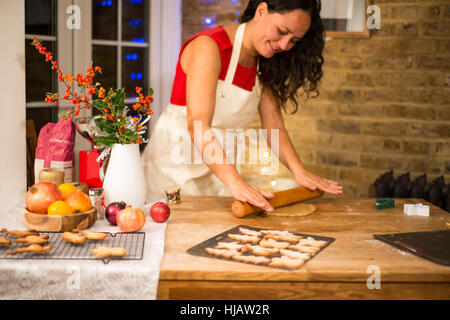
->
[150,202,170,223]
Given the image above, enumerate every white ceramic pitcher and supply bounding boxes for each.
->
[102,143,147,210]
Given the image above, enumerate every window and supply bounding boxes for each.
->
[25,0,58,134]
[92,0,149,104]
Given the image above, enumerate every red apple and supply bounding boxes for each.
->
[150,202,170,223]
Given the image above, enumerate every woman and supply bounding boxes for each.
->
[142,0,342,212]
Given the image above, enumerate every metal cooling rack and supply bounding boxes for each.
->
[0,231,145,264]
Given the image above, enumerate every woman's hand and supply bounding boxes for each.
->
[227,179,275,212]
[294,168,343,195]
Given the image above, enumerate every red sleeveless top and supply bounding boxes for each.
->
[170,26,258,106]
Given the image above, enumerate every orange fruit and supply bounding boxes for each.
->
[58,183,78,200]
[65,191,92,213]
[47,200,73,215]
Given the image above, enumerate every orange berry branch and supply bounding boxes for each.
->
[31,37,154,147]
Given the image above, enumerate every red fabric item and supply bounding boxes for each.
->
[170,26,258,106]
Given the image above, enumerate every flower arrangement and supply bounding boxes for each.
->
[31,37,153,147]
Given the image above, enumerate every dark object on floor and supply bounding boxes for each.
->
[426,176,445,209]
[374,171,395,198]
[393,172,411,198]
[410,174,427,199]
[443,184,450,213]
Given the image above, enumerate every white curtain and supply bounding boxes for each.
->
[150,0,182,128]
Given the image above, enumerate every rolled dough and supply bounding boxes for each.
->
[265,203,317,217]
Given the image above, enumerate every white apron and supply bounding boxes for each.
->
[142,23,262,197]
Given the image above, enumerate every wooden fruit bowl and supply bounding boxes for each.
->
[23,208,97,232]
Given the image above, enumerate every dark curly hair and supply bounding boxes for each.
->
[240,0,324,113]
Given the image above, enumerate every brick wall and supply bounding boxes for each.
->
[182,0,450,198]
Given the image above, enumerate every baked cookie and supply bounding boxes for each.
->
[269,256,305,269]
[92,246,126,259]
[238,227,262,237]
[1,228,38,238]
[279,249,311,260]
[0,238,11,245]
[216,242,245,251]
[7,244,52,255]
[241,244,279,256]
[287,243,320,254]
[232,254,270,265]
[259,238,290,249]
[298,237,327,248]
[227,233,260,244]
[73,229,108,240]
[264,233,302,243]
[14,234,49,245]
[62,232,87,244]
[205,247,239,259]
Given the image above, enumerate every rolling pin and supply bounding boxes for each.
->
[231,186,324,218]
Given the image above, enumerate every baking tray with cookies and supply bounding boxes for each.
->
[0,228,145,264]
[187,225,335,271]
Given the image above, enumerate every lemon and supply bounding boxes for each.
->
[58,183,77,200]
[47,200,73,215]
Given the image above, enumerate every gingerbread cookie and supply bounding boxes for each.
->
[0,238,11,245]
[287,243,320,254]
[62,232,87,244]
[14,234,49,245]
[1,228,38,238]
[216,242,244,251]
[227,233,260,244]
[232,254,270,265]
[269,256,305,269]
[241,244,279,256]
[264,233,302,243]
[92,246,126,259]
[7,244,52,255]
[298,237,327,248]
[279,249,311,260]
[205,247,239,259]
[238,227,262,237]
[259,238,290,249]
[73,229,108,240]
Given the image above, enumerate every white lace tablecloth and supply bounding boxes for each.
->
[0,195,167,300]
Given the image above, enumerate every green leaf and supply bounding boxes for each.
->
[92,99,108,111]
[111,88,126,117]
[147,88,153,96]
[94,117,116,134]
[94,135,119,147]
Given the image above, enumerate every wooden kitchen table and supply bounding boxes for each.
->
[157,197,450,300]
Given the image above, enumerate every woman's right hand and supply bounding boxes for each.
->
[227,179,275,212]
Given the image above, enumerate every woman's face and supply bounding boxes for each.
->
[253,5,312,58]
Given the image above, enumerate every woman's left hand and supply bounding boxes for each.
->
[294,168,343,195]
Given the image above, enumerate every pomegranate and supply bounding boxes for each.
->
[117,205,146,232]
[25,182,62,214]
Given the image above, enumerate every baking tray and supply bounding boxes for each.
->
[187,225,335,271]
[0,231,145,264]
[374,229,450,266]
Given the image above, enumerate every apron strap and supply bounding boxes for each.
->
[224,23,246,86]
